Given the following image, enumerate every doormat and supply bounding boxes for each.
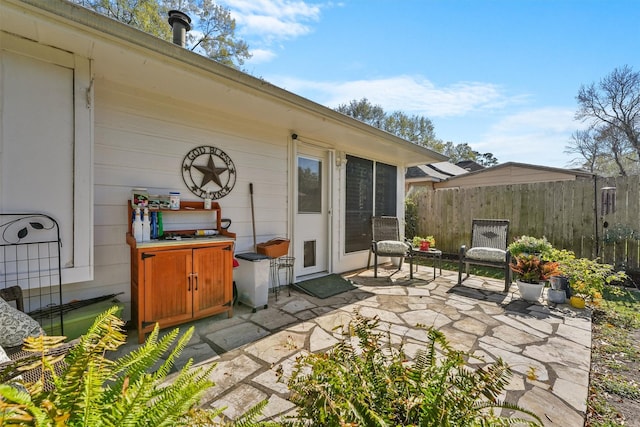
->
[292,274,357,299]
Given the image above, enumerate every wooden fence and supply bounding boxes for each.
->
[409,175,640,270]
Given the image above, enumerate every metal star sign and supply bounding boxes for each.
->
[181,146,237,199]
[193,155,228,188]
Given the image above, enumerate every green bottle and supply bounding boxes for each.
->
[157,211,163,238]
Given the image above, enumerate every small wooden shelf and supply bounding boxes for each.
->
[127,201,236,239]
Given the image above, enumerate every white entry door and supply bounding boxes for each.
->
[294,146,329,277]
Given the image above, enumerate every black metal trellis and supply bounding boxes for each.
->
[0,213,63,335]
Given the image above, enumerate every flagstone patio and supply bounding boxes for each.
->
[115,264,592,426]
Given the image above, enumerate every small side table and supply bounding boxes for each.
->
[409,248,442,280]
[269,256,295,300]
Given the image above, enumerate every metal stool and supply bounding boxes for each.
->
[269,256,295,300]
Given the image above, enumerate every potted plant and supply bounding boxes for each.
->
[558,256,626,308]
[510,254,560,302]
[507,235,553,258]
[543,248,576,303]
[412,235,436,251]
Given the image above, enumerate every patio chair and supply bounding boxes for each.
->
[367,216,411,278]
[458,219,511,292]
[0,285,76,387]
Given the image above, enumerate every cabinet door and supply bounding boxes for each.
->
[143,249,193,325]
[192,244,233,316]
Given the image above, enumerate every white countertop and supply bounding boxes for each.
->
[130,235,235,249]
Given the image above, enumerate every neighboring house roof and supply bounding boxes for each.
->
[406,161,469,182]
[11,0,447,167]
[455,160,485,172]
[434,162,593,189]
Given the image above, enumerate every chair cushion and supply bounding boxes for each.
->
[0,296,44,348]
[0,344,9,364]
[465,247,507,262]
[376,240,409,255]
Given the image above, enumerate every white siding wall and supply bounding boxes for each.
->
[63,79,291,320]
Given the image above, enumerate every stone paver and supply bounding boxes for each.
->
[116,264,592,426]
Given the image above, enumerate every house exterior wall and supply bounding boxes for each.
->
[60,79,292,319]
[1,0,445,321]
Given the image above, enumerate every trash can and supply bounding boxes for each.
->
[234,252,270,312]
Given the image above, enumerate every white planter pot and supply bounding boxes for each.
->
[516,280,544,302]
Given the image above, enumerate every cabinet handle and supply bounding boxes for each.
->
[193,272,198,290]
[187,274,192,292]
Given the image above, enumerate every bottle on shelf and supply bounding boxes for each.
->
[133,207,143,243]
[142,208,151,242]
[157,211,163,238]
[204,191,212,210]
[150,211,157,239]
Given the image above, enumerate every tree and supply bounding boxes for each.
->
[566,129,601,173]
[573,65,640,175]
[442,141,475,163]
[335,98,387,129]
[476,151,499,167]
[335,98,498,164]
[72,0,251,69]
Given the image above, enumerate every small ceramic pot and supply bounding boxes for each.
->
[547,288,566,304]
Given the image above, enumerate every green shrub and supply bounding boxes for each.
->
[281,312,542,426]
[0,306,272,427]
[405,196,419,239]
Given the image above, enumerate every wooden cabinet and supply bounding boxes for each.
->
[127,202,236,343]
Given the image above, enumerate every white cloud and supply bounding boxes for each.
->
[247,48,277,64]
[217,0,321,40]
[475,108,581,167]
[267,73,582,167]
[268,74,525,117]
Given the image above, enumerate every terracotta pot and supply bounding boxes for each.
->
[570,295,586,309]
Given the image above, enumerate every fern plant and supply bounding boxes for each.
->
[0,306,275,427]
[281,312,543,426]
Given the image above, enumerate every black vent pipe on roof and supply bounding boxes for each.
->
[168,10,191,47]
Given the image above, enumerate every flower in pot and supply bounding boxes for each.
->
[509,254,560,302]
[412,235,435,251]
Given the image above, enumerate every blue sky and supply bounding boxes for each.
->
[216,0,639,168]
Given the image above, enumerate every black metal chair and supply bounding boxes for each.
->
[458,219,511,291]
[367,216,410,278]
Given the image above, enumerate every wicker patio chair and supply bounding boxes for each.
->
[458,219,511,292]
[0,285,75,388]
[367,216,411,278]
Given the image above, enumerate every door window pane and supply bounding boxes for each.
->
[298,157,322,213]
